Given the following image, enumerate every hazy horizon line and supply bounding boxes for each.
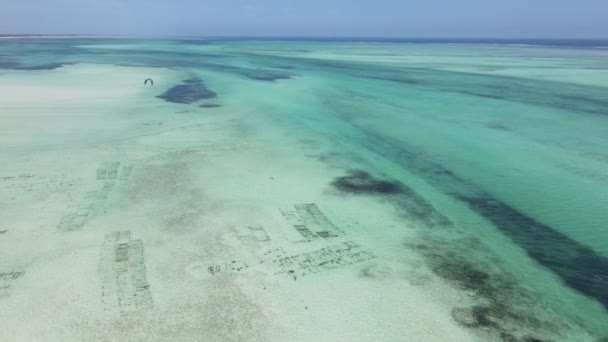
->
[1,33,608,40]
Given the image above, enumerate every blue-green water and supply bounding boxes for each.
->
[1,38,607,341]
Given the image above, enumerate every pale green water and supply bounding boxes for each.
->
[1,38,607,341]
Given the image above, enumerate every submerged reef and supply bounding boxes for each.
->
[200,103,223,108]
[331,170,403,195]
[269,64,296,70]
[462,91,506,100]
[331,169,452,228]
[460,195,608,311]
[300,57,608,116]
[15,63,70,71]
[329,169,595,340]
[342,129,608,311]
[0,60,20,69]
[156,77,217,104]
[408,240,574,341]
[0,61,70,71]
[391,189,453,228]
[243,69,295,82]
[485,123,511,131]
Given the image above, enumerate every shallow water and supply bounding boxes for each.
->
[1,38,607,341]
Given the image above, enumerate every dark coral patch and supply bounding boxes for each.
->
[0,61,20,69]
[485,123,511,131]
[244,69,294,82]
[451,305,501,329]
[460,195,608,310]
[357,130,608,310]
[453,305,551,341]
[463,91,506,100]
[431,258,493,297]
[157,77,217,104]
[271,64,296,70]
[0,60,71,71]
[331,170,403,195]
[200,103,223,108]
[410,240,559,340]
[15,63,70,71]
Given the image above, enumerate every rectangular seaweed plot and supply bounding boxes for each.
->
[280,207,319,241]
[95,182,115,200]
[96,163,110,180]
[58,191,97,231]
[0,271,24,291]
[1,174,73,197]
[207,260,251,276]
[273,241,375,280]
[99,231,153,315]
[238,226,271,243]
[0,271,24,298]
[96,162,121,180]
[58,180,118,231]
[98,162,133,181]
[293,204,344,239]
[118,164,133,181]
[0,271,24,282]
[107,162,121,180]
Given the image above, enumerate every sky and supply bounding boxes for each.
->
[1,0,607,38]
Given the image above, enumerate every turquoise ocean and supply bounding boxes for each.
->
[1,38,607,341]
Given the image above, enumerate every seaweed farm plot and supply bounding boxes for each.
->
[272,241,376,281]
[118,164,134,181]
[202,242,375,281]
[95,182,115,200]
[96,162,120,180]
[58,162,133,231]
[280,203,344,242]
[0,271,24,297]
[192,248,286,278]
[207,260,251,276]
[96,162,134,181]
[151,139,254,156]
[57,182,115,231]
[238,226,271,243]
[57,190,99,231]
[0,173,74,199]
[98,231,153,315]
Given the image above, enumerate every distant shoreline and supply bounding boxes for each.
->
[0,34,103,39]
[1,35,607,48]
